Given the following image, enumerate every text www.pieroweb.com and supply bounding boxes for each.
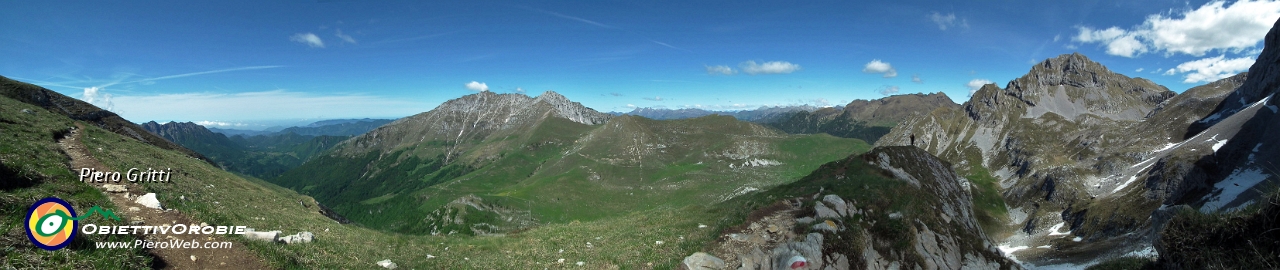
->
[95,239,233,249]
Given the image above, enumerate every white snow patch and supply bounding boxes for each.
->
[1154,143,1178,152]
[998,244,1029,263]
[1047,222,1071,236]
[1212,139,1229,152]
[1037,245,1052,249]
[1200,168,1271,212]
[1072,237,1082,242]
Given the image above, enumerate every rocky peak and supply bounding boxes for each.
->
[966,53,1173,123]
[842,92,960,124]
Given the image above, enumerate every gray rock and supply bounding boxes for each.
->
[684,252,726,270]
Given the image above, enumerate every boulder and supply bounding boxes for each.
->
[821,194,849,217]
[813,203,839,219]
[280,231,314,244]
[376,259,397,269]
[243,229,280,242]
[134,193,162,209]
[683,252,725,270]
[103,184,127,193]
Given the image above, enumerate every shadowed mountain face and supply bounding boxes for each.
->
[0,75,210,163]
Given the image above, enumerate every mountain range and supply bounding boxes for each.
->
[5,18,1280,269]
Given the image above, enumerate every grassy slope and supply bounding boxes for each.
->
[275,115,871,236]
[0,96,152,269]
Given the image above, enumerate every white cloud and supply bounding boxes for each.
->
[1167,55,1256,83]
[705,65,736,75]
[515,87,526,94]
[194,121,248,128]
[862,60,898,78]
[335,29,357,44]
[810,98,831,106]
[929,12,968,30]
[82,87,114,111]
[1136,68,1145,72]
[465,81,489,92]
[966,79,994,96]
[739,61,800,75]
[643,96,664,101]
[1053,34,1062,42]
[1074,0,1280,57]
[912,74,924,83]
[626,104,636,108]
[877,85,900,96]
[109,90,426,122]
[1073,26,1148,57]
[290,33,325,48]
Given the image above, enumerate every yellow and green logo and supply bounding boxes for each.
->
[25,197,121,250]
[26,197,77,250]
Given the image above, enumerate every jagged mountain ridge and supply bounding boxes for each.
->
[874,39,1280,266]
[335,90,611,161]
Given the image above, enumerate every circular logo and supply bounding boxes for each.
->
[25,197,77,250]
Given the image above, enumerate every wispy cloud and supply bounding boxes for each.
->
[334,29,357,44]
[929,12,969,31]
[521,6,616,29]
[877,85,900,96]
[132,66,282,85]
[911,74,924,83]
[290,33,325,48]
[705,65,736,75]
[110,90,426,122]
[650,40,691,52]
[643,96,664,101]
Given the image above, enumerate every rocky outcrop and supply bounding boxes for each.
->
[707,147,1016,269]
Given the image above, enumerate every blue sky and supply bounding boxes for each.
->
[4,1,1278,129]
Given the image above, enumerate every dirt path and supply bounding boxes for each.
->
[59,123,271,269]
